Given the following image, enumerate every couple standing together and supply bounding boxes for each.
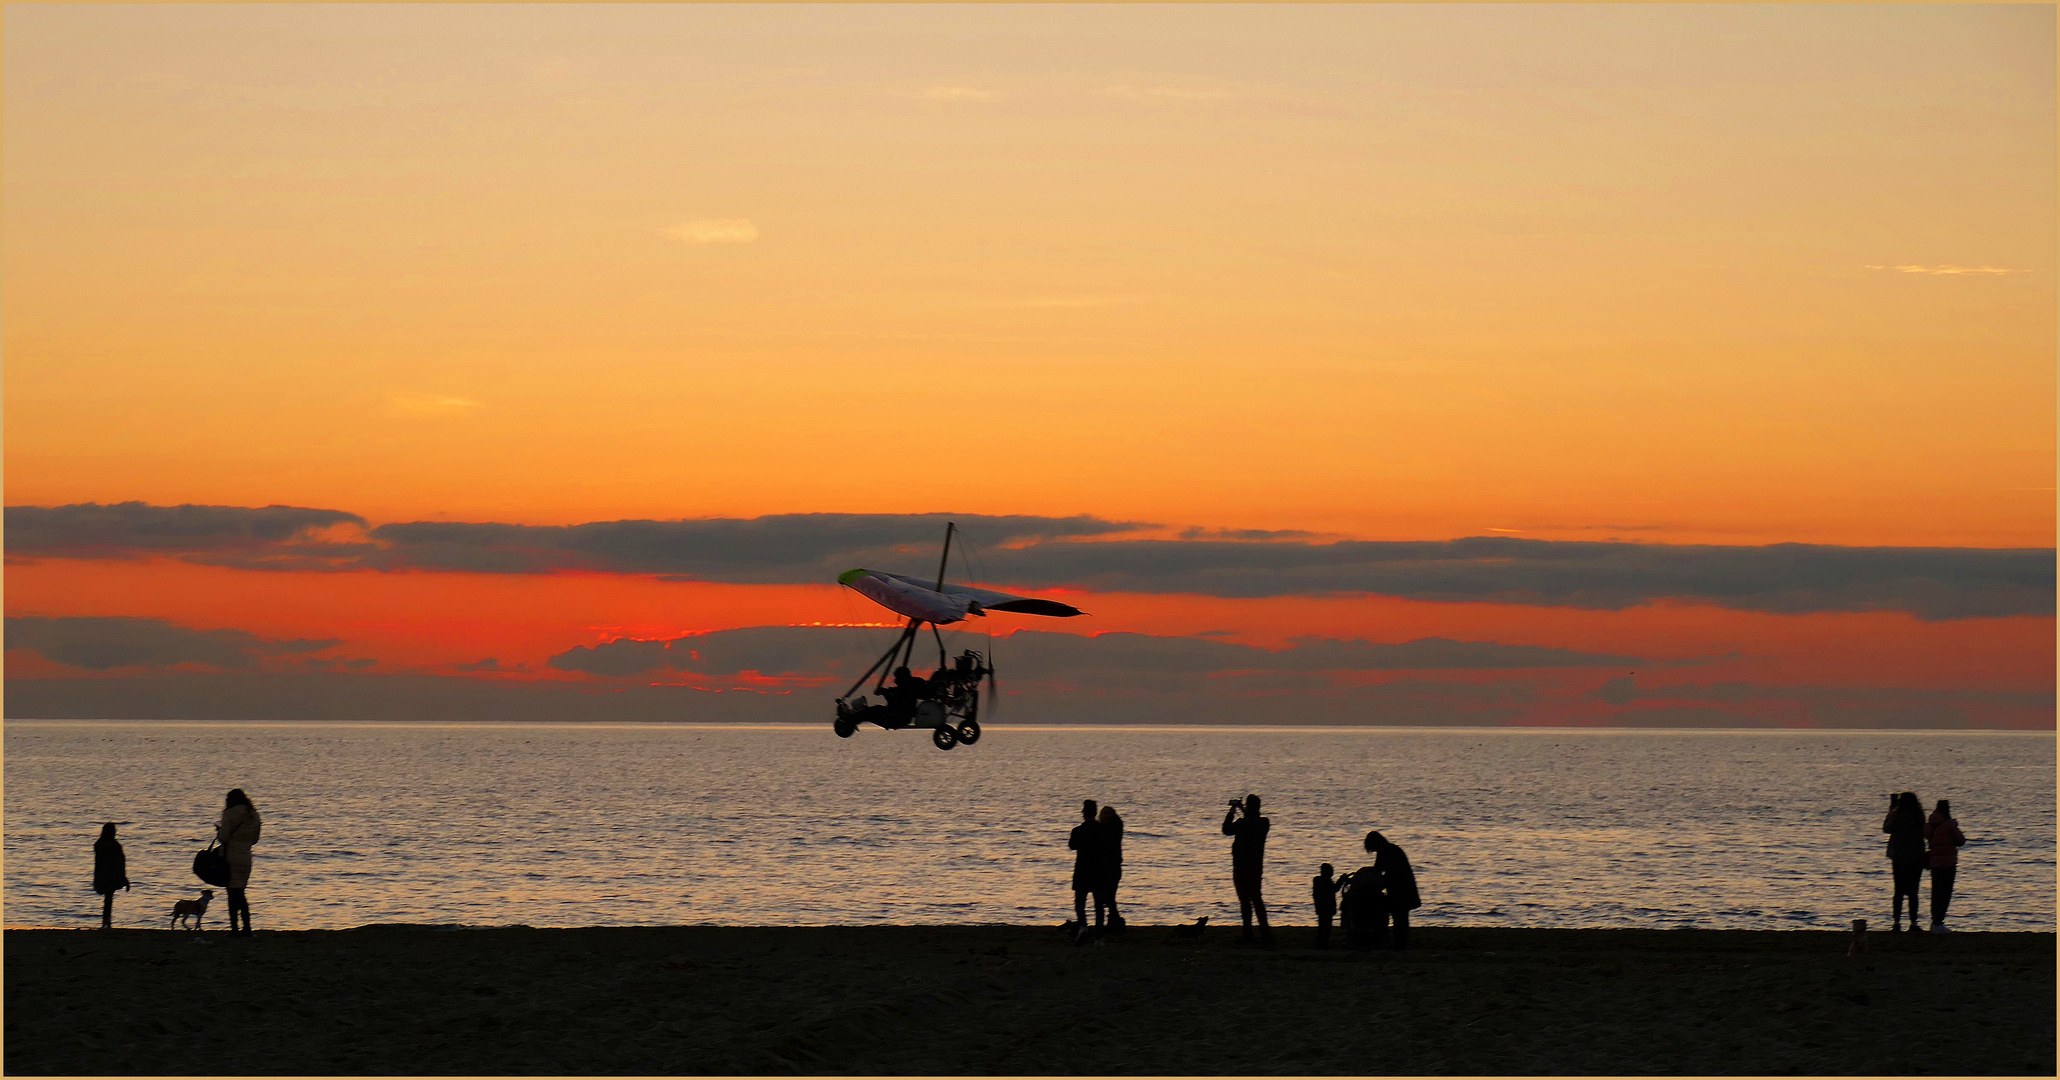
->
[1883,792,1967,933]
[1068,799,1125,942]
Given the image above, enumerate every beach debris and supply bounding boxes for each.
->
[1171,915,1210,942]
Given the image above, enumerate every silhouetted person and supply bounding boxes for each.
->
[92,823,130,929]
[1925,799,1967,932]
[1340,859,1381,948]
[1883,791,1927,932]
[1367,831,1421,951]
[1312,863,1339,949]
[882,666,929,726]
[1222,793,1273,945]
[1068,799,1102,943]
[216,788,262,937]
[1094,804,1125,932]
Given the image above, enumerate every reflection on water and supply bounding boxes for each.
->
[5,722,2052,930]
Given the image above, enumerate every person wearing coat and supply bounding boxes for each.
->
[1882,791,1928,932]
[1093,804,1126,932]
[1067,799,1102,943]
[1369,831,1422,951]
[216,788,263,937]
[1925,799,1967,932]
[92,823,130,929]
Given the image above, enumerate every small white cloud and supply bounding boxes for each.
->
[666,219,758,244]
[924,86,994,101]
[1102,84,1232,101]
[386,393,482,419]
[1866,264,2031,276]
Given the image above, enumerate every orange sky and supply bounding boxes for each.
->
[3,6,2052,726]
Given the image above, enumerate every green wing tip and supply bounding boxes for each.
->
[836,568,869,586]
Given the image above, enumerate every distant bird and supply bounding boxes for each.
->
[1171,915,1210,941]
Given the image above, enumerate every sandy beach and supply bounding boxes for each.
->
[5,924,2051,1075]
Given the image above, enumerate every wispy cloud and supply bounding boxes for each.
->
[1866,264,2032,276]
[386,393,482,419]
[984,296,1146,310]
[666,219,758,244]
[1102,84,1232,101]
[923,86,994,101]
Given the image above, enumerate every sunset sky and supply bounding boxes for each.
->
[5,5,2052,727]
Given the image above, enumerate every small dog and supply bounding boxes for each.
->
[1171,915,1210,941]
[1848,918,1868,956]
[170,889,215,930]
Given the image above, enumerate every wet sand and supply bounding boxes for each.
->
[5,924,2052,1075]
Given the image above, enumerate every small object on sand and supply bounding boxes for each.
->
[1171,915,1209,941]
[1848,918,1868,956]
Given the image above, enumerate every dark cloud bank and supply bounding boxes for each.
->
[4,616,338,670]
[8,618,2047,728]
[9,503,2054,620]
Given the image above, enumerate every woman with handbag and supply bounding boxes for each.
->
[216,788,262,936]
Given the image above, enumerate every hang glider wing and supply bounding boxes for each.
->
[838,569,1084,624]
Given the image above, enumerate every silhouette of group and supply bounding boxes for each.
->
[1066,792,1424,950]
[88,788,262,933]
[1883,791,1968,933]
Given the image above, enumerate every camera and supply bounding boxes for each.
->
[1228,798,1244,810]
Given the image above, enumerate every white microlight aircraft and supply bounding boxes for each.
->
[834,522,1083,749]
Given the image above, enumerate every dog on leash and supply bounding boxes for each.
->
[1848,918,1868,956]
[170,889,215,930]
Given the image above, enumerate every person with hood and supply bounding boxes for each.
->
[92,823,130,929]
[216,788,263,937]
[1093,804,1125,933]
[1882,791,1927,932]
[1925,799,1967,932]
[1067,799,1103,943]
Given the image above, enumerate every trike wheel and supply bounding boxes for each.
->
[932,725,958,750]
[834,718,856,738]
[955,719,981,745]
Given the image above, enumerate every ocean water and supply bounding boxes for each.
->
[4,722,2052,932]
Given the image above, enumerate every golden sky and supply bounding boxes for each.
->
[8,5,2051,545]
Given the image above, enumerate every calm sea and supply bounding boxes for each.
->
[5,722,2052,932]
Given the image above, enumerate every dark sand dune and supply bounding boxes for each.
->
[5,925,2051,1075]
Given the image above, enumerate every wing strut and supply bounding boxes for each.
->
[841,618,920,700]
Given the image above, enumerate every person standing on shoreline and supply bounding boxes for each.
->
[1222,793,1273,945]
[1068,799,1102,943]
[1312,863,1339,949]
[92,823,130,930]
[1882,791,1927,932]
[1094,804,1125,933]
[216,789,262,937]
[1925,799,1967,932]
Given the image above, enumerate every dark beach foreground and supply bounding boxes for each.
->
[5,924,2052,1076]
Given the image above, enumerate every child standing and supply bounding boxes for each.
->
[1312,863,1340,949]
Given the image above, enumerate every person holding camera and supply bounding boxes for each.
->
[1221,794,1274,945]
